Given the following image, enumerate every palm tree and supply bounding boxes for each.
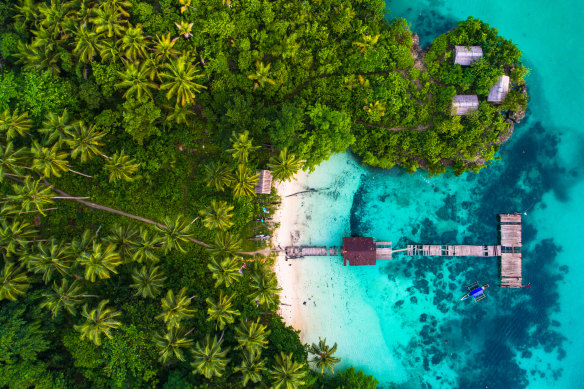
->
[104,150,141,182]
[207,232,242,257]
[352,34,381,55]
[152,33,179,62]
[228,131,260,164]
[175,21,194,39]
[39,109,78,145]
[98,39,121,63]
[8,177,55,215]
[73,25,101,64]
[15,42,61,76]
[235,349,267,387]
[164,103,194,125]
[31,141,69,178]
[233,164,259,198]
[0,142,28,182]
[130,265,166,298]
[141,54,162,81]
[25,240,72,283]
[118,25,148,61]
[190,335,230,379]
[249,266,281,308]
[0,108,32,140]
[235,319,271,355]
[160,55,206,106]
[203,161,234,192]
[14,0,39,25]
[0,262,29,301]
[65,123,106,162]
[89,6,127,38]
[154,327,194,363]
[248,61,276,90]
[77,242,122,282]
[156,287,196,330]
[206,291,240,330]
[74,299,122,346]
[104,224,138,260]
[308,338,341,374]
[269,352,307,389]
[70,229,95,258]
[40,279,94,317]
[199,200,234,231]
[155,215,195,253]
[37,0,71,39]
[267,148,303,182]
[0,219,37,257]
[102,0,132,18]
[116,63,158,100]
[132,228,162,263]
[207,256,242,288]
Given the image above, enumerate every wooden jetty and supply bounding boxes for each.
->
[499,214,523,288]
[280,213,524,288]
[407,244,500,257]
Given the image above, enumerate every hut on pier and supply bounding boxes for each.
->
[342,237,376,266]
[488,75,511,103]
[452,95,479,116]
[454,46,483,66]
[254,170,273,194]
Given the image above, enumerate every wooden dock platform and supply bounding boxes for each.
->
[499,213,522,288]
[406,244,501,257]
[375,241,393,259]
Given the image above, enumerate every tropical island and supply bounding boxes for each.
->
[0,0,528,387]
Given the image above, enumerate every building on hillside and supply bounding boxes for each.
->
[454,46,483,66]
[342,237,376,266]
[254,170,273,194]
[487,75,511,103]
[452,95,479,116]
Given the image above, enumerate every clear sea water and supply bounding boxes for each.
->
[288,1,584,387]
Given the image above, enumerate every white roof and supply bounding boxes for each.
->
[454,46,483,66]
[452,95,479,115]
[487,75,510,103]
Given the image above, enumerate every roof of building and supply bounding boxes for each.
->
[454,46,483,66]
[452,95,479,116]
[487,75,510,103]
[254,170,273,194]
[342,237,376,266]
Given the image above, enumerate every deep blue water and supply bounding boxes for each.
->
[282,1,584,387]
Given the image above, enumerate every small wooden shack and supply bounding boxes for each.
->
[452,95,479,116]
[254,170,273,194]
[454,46,483,66]
[342,237,376,266]
[487,75,510,103]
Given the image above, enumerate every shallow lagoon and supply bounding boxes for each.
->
[288,1,584,387]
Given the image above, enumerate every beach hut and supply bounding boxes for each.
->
[254,170,273,194]
[452,95,479,116]
[487,75,511,103]
[453,46,483,66]
[342,237,376,266]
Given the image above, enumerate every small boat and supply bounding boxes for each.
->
[460,281,489,302]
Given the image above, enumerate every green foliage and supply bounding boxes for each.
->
[122,96,162,144]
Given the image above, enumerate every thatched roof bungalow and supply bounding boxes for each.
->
[487,75,510,103]
[254,170,273,194]
[452,95,479,116]
[454,46,483,66]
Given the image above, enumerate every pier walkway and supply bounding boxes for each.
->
[280,213,524,288]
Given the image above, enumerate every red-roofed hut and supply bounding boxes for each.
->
[342,237,376,266]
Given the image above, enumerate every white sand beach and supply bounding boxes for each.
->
[272,170,309,339]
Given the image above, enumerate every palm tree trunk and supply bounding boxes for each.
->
[67,166,93,178]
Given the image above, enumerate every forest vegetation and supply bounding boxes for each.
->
[0,0,527,387]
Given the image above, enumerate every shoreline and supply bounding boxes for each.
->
[272,170,310,340]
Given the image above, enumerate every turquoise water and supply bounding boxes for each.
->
[289,1,584,387]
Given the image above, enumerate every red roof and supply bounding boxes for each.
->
[342,237,376,266]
